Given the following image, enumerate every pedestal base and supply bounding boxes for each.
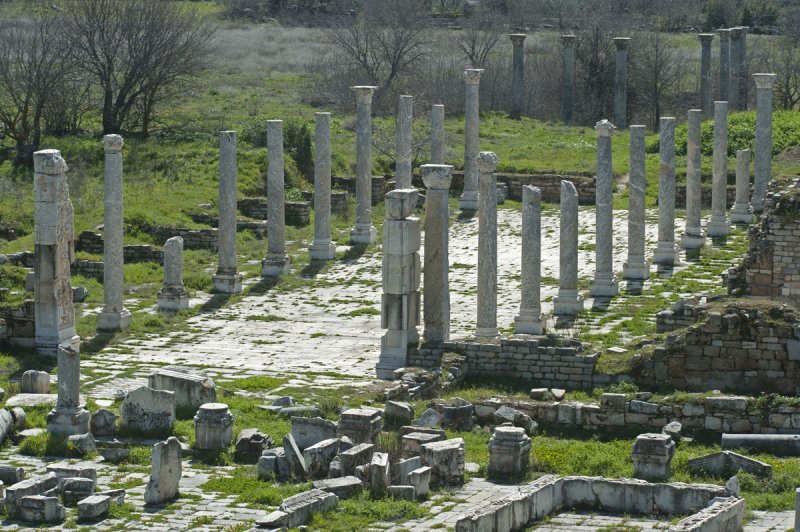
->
[622,260,650,280]
[707,216,730,237]
[553,290,584,316]
[653,243,679,266]
[589,276,619,297]
[514,313,543,335]
[96,309,132,333]
[309,240,337,260]
[350,224,378,245]
[680,232,706,250]
[730,205,753,224]
[212,271,243,294]
[751,198,764,214]
[475,326,499,337]
[157,286,189,311]
[35,335,80,358]
[46,407,90,436]
[458,191,479,211]
[261,254,291,277]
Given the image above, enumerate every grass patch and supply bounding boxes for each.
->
[230,375,288,392]
[307,491,428,531]
[201,466,310,506]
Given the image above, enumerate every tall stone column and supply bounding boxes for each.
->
[708,101,730,237]
[623,125,649,279]
[752,73,776,213]
[729,28,741,110]
[422,164,452,344]
[396,95,414,189]
[590,119,618,297]
[310,112,336,260]
[731,149,753,223]
[653,117,678,266]
[476,151,499,337]
[213,131,243,293]
[699,34,715,119]
[157,236,189,311]
[509,33,526,120]
[96,135,132,332]
[33,149,80,357]
[718,29,731,101]
[262,120,291,276]
[351,86,379,244]
[46,344,89,435]
[739,27,749,108]
[561,35,576,125]
[681,110,706,249]
[515,185,543,334]
[613,38,630,128]
[554,180,583,315]
[431,104,445,164]
[460,69,483,211]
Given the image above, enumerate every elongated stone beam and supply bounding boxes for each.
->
[350,86,378,244]
[707,101,730,237]
[262,120,291,276]
[476,151,498,337]
[213,131,243,293]
[590,119,618,297]
[309,112,336,260]
[396,95,413,189]
[97,135,132,331]
[431,104,445,164]
[653,117,678,266]
[752,73,776,213]
[731,149,753,223]
[510,34,526,120]
[729,28,741,110]
[613,38,630,128]
[718,29,731,101]
[561,35,576,125]
[699,34,714,119]
[681,110,706,249]
[460,69,483,211]
[554,180,583,315]
[422,164,453,344]
[515,186,543,334]
[623,125,649,279]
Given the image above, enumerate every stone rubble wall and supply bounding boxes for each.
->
[656,299,709,333]
[450,171,596,205]
[186,213,268,236]
[75,232,164,263]
[0,299,35,348]
[0,222,24,241]
[299,192,349,216]
[236,197,314,226]
[332,176,387,206]
[674,184,737,209]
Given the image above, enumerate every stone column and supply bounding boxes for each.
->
[590,119,618,297]
[515,185,543,334]
[718,29,730,101]
[157,236,189,311]
[653,117,678,266]
[350,86,379,244]
[46,345,90,435]
[752,73,776,213]
[795,488,800,532]
[554,180,583,315]
[422,164,453,344]
[708,101,730,237]
[681,110,706,249]
[729,28,741,110]
[431,104,445,164]
[509,33,526,120]
[460,70,483,211]
[396,95,413,189]
[731,149,753,223]
[699,34,715,119]
[96,135,132,331]
[378,188,421,379]
[561,35,576,125]
[613,38,630,128]
[476,151,499,337]
[623,125,650,279]
[262,120,291,276]
[33,149,80,357]
[309,112,336,260]
[739,27,749,109]
[212,131,243,293]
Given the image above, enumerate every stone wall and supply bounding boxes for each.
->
[237,197,316,225]
[448,171,596,205]
[0,222,24,241]
[332,176,387,206]
[299,191,349,215]
[75,231,165,262]
[187,213,268,236]
[655,298,710,333]
[136,224,218,251]
[2,251,34,268]
[674,184,736,209]
[0,299,35,348]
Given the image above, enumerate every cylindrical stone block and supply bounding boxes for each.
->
[731,148,753,223]
[350,86,378,244]
[396,95,413,189]
[590,119,618,297]
[515,185,543,334]
[510,34,526,120]
[718,29,730,101]
[194,402,234,451]
[561,35,576,125]
[422,164,453,344]
[554,180,583,315]
[681,110,706,249]
[431,104,445,165]
[623,125,649,280]
[653,117,678,266]
[213,131,243,294]
[699,34,714,119]
[476,152,498,337]
[460,70,483,211]
[708,101,730,237]
[613,38,630,128]
[752,73,776,213]
[309,112,336,260]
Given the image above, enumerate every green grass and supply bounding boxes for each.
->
[229,375,287,392]
[201,466,310,506]
[307,491,428,531]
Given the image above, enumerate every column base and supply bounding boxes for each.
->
[514,313,543,335]
[46,407,90,436]
[261,254,291,277]
[350,224,377,245]
[309,240,337,260]
[212,272,243,294]
[35,335,80,358]
[622,259,650,280]
[680,232,706,250]
[157,286,189,311]
[376,361,403,381]
[475,326,499,338]
[751,198,764,214]
[553,290,584,316]
[590,276,618,297]
[707,215,730,237]
[96,309,132,332]
[458,191,479,211]
[653,243,679,266]
[730,204,753,224]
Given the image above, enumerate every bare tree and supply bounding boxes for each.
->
[769,38,800,110]
[629,31,688,130]
[451,5,503,68]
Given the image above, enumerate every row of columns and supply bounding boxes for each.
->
[699,27,750,116]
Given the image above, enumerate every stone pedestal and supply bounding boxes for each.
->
[46,346,90,436]
[554,180,583,315]
[731,149,753,223]
[213,131,243,293]
[263,120,291,276]
[718,29,731,101]
[699,34,715,119]
[396,95,414,189]
[515,186,543,334]
[476,152,499,337]
[337,408,382,445]
[194,402,234,451]
[422,165,453,344]
[590,120,618,297]
[623,125,650,279]
[509,34,526,120]
[157,236,189,311]
[681,110,706,249]
[752,73,776,213]
[351,86,379,244]
[613,38,630,128]
[708,101,730,237]
[460,70,483,211]
[653,117,679,266]
[431,105,445,165]
[488,426,531,482]
[632,433,675,482]
[309,112,336,260]
[561,35,576,125]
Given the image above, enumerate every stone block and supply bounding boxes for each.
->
[393,456,422,485]
[412,407,442,428]
[4,473,59,512]
[194,402,234,451]
[384,401,414,427]
[441,400,474,431]
[20,370,50,394]
[384,189,418,220]
[409,466,431,498]
[77,494,111,520]
[340,443,375,476]
[382,253,421,295]
[303,438,340,480]
[401,431,445,458]
[61,477,95,506]
[337,408,382,445]
[313,476,363,500]
[600,393,626,411]
[45,464,97,484]
[370,452,390,495]
[290,416,337,452]
[148,367,216,412]
[279,488,338,528]
[120,386,175,435]
[17,495,64,523]
[283,433,308,479]
[381,291,420,329]
[421,438,465,488]
[67,433,96,455]
[90,409,117,437]
[632,433,675,481]
[705,396,748,414]
[488,426,531,482]
[279,405,321,418]
[388,485,415,500]
[687,450,772,478]
[258,448,291,480]
[382,218,421,255]
[235,428,273,463]
[143,437,182,505]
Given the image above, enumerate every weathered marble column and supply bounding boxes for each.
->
[731,149,753,223]
[33,149,80,357]
[431,104,445,164]
[422,164,453,344]
[476,151,498,337]
[460,70,483,211]
[590,119,618,297]
[708,101,730,237]
[97,135,132,332]
[309,112,336,260]
[699,34,715,119]
[510,33,526,120]
[350,86,379,244]
[515,185,543,334]
[561,35,576,125]
[739,27,749,108]
[262,120,291,275]
[729,28,741,110]
[213,131,243,294]
[46,344,89,435]
[752,73,776,213]
[653,117,678,266]
[623,125,650,279]
[613,38,630,128]
[681,110,706,249]
[718,29,731,101]
[554,180,583,315]
[157,236,189,311]
[396,95,414,189]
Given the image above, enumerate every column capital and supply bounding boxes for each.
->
[102,134,124,154]
[595,119,616,136]
[660,116,677,127]
[717,28,731,42]
[421,164,453,190]
[33,149,67,175]
[714,100,729,112]
[698,33,715,44]
[464,69,483,85]
[351,85,377,104]
[730,27,743,39]
[510,33,526,47]
[753,73,776,90]
[613,37,631,50]
[561,34,576,46]
[476,151,498,174]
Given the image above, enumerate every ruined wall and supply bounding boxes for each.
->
[449,171,596,205]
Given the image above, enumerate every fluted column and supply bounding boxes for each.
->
[708,101,730,237]
[476,151,498,337]
[422,164,453,344]
[460,69,483,211]
[510,33,526,120]
[431,104,445,164]
[515,185,543,334]
[613,37,631,128]
[623,125,649,279]
[590,119,618,297]
[350,86,378,244]
[681,110,706,249]
[561,35,576,125]
[699,34,714,119]
[653,117,678,266]
[396,95,413,189]
[309,112,336,260]
[752,73,776,213]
